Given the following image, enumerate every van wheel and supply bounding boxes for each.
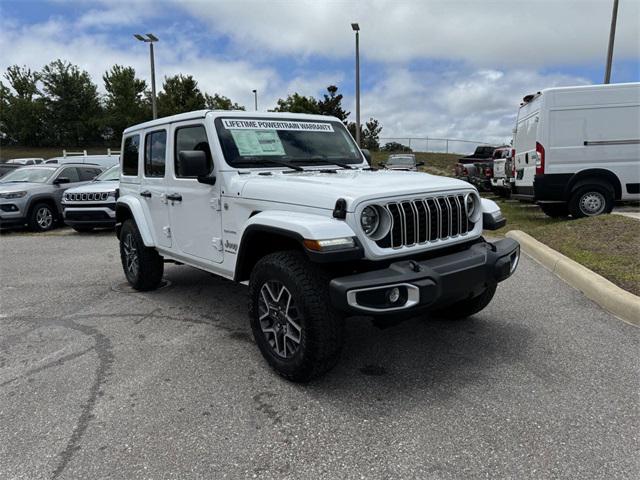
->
[569,184,614,218]
[249,251,344,382]
[28,203,56,232]
[539,203,568,218]
[431,283,497,320]
[119,219,164,291]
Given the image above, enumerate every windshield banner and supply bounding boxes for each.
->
[222,119,334,133]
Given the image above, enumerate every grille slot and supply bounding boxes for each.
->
[378,194,473,249]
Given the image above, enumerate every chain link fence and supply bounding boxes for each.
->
[379,137,492,155]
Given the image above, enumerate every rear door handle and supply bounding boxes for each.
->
[140,190,152,198]
[166,193,182,202]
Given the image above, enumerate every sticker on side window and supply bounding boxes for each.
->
[229,130,286,156]
[222,119,334,132]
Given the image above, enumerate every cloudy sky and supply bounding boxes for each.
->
[1,0,638,149]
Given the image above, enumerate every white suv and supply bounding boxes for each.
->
[116,110,519,381]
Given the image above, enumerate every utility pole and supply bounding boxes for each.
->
[134,33,159,119]
[604,0,619,84]
[351,23,361,147]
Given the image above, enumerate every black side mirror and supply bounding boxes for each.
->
[416,161,425,167]
[361,148,372,164]
[53,177,70,185]
[178,150,216,185]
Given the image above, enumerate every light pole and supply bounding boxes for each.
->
[351,23,361,147]
[134,33,159,119]
[252,89,258,111]
[604,0,619,84]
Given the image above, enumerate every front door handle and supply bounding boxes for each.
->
[140,190,152,198]
[166,193,182,202]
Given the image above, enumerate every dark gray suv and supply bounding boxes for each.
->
[0,163,103,231]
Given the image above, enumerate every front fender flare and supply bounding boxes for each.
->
[116,196,155,247]
[242,210,357,241]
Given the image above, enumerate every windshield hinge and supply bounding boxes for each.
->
[210,197,221,211]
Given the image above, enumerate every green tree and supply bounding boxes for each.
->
[317,85,349,121]
[348,117,383,150]
[205,93,245,111]
[103,65,149,142]
[40,59,102,146]
[271,93,320,114]
[381,141,412,153]
[157,74,205,117]
[1,65,46,146]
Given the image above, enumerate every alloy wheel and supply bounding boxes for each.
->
[258,280,302,358]
[36,207,53,229]
[122,233,139,278]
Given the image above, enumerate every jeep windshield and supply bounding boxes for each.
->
[215,118,363,168]
[0,166,56,183]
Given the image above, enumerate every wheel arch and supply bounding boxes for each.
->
[115,197,155,246]
[26,195,60,219]
[567,169,622,200]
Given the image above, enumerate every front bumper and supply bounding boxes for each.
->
[63,205,116,228]
[329,238,519,316]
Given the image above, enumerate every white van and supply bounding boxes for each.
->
[513,82,639,217]
[45,151,120,169]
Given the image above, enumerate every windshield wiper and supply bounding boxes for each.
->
[234,157,305,172]
[291,156,353,170]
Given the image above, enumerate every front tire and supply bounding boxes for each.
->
[28,203,56,232]
[569,184,614,218]
[432,283,497,320]
[248,251,344,382]
[119,219,164,291]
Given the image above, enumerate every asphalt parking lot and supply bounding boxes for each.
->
[1,229,638,480]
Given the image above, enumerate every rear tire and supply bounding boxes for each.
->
[248,251,344,382]
[431,283,497,320]
[569,184,614,218]
[539,203,569,218]
[119,219,164,291]
[28,203,56,232]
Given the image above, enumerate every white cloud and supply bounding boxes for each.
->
[175,0,640,66]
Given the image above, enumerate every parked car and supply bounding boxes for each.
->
[454,145,496,181]
[383,154,424,171]
[0,163,21,178]
[0,163,103,231]
[513,82,640,217]
[5,157,44,165]
[45,151,119,169]
[115,110,519,382]
[491,147,516,198]
[62,164,119,232]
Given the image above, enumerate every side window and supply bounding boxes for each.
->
[144,130,167,177]
[175,125,212,178]
[78,167,100,181]
[59,167,80,183]
[122,134,140,176]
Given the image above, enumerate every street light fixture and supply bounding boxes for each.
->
[351,23,361,147]
[252,89,258,111]
[134,33,159,119]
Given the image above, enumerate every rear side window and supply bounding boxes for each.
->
[175,125,212,178]
[122,134,140,176]
[78,167,101,181]
[144,130,167,177]
[59,167,80,183]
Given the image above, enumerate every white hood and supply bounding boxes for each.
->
[65,181,118,194]
[230,169,474,211]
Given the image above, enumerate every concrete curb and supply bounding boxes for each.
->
[506,230,640,326]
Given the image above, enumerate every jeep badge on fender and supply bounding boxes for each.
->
[115,110,519,382]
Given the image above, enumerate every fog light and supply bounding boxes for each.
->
[387,287,400,304]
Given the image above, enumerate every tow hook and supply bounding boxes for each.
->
[408,260,421,272]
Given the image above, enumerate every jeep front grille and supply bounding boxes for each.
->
[66,192,110,202]
[376,194,473,249]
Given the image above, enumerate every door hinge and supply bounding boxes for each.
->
[212,237,223,250]
[162,226,171,238]
[210,197,221,211]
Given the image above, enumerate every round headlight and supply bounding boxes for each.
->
[465,193,477,218]
[361,206,380,236]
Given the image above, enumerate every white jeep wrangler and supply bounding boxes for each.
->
[116,111,519,381]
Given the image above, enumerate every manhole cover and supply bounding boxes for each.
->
[111,279,171,293]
